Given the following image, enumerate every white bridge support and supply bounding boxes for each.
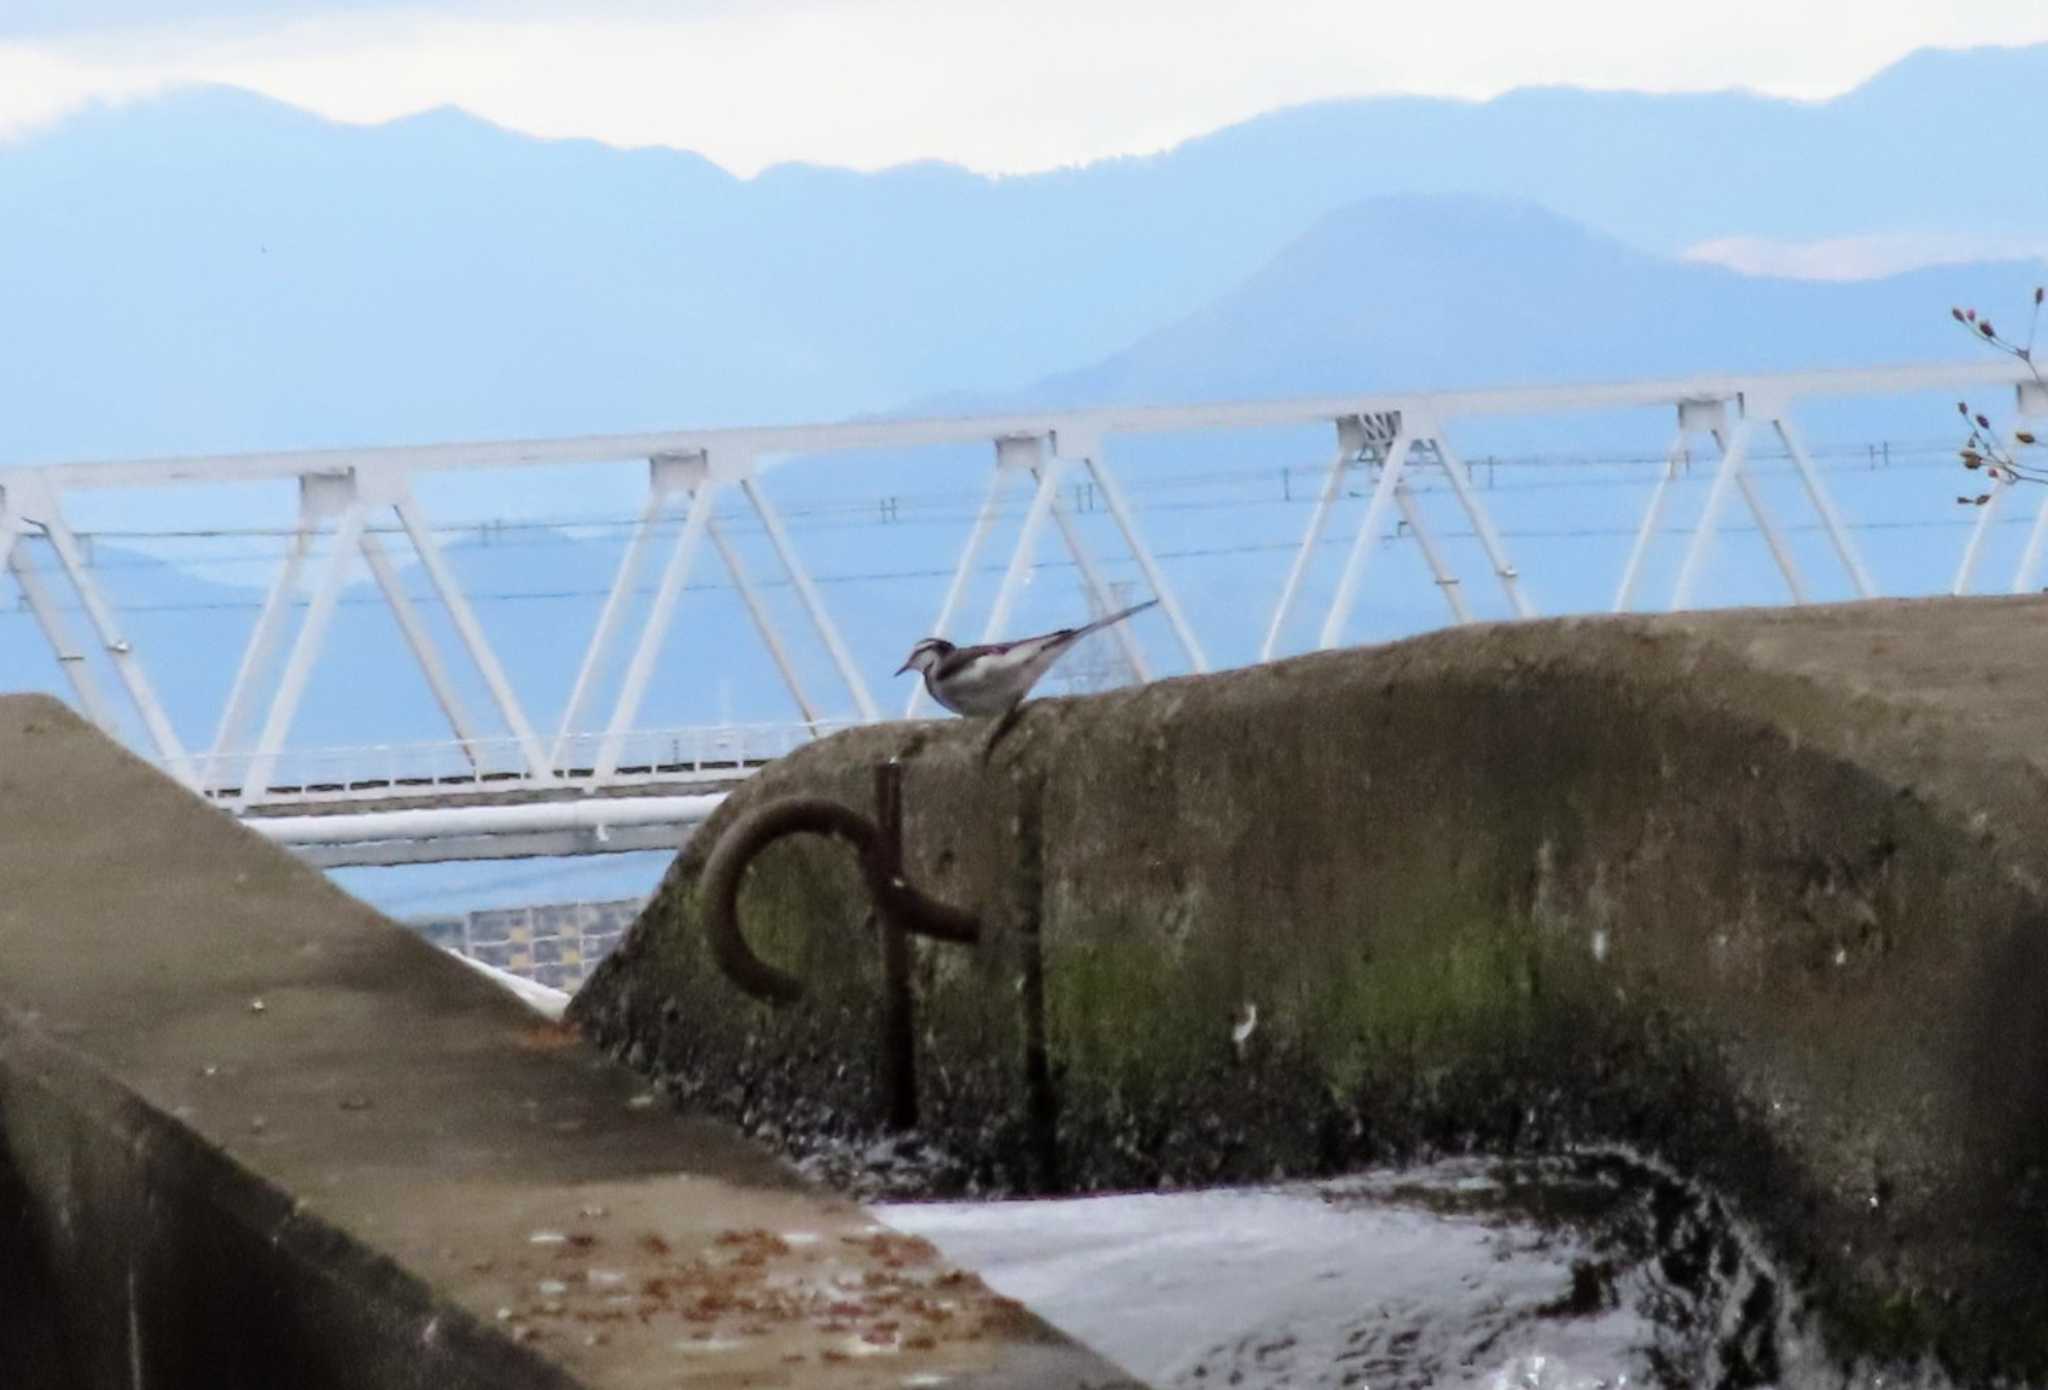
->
[0,470,195,784]
[1609,395,1878,613]
[213,470,558,805]
[5,358,2040,862]
[561,448,881,775]
[1264,411,1535,654]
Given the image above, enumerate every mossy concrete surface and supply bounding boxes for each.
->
[0,695,1130,1389]
[573,595,2048,1380]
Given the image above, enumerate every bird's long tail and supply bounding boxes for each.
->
[1070,597,1159,642]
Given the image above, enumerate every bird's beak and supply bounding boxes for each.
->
[894,660,913,676]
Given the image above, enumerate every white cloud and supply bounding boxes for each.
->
[3,1,2047,172]
[0,1,390,39]
[0,1,761,37]
[1685,233,2048,281]
[0,48,158,138]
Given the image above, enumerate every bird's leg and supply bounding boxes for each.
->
[979,701,1028,764]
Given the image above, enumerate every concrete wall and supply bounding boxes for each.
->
[573,596,2048,1381]
[0,1018,570,1390]
[0,694,1128,1389]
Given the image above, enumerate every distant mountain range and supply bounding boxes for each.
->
[3,43,2045,472]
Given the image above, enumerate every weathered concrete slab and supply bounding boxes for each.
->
[0,694,1131,1388]
[574,595,2048,1382]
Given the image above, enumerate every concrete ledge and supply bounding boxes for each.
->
[574,596,2048,1381]
[0,1010,579,1390]
[0,694,1130,1389]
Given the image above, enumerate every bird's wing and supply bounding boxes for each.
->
[946,599,1158,675]
[930,641,1010,681]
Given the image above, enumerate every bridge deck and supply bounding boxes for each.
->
[231,764,763,819]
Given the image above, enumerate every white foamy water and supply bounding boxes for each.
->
[882,1163,1655,1388]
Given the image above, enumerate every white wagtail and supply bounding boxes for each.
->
[897,599,1159,751]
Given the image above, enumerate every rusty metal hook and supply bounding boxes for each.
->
[699,774,980,1006]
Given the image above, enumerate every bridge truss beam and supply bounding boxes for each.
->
[5,358,2040,843]
[1607,395,1880,614]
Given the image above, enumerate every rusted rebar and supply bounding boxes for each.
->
[1014,773,1060,1193]
[698,772,979,1007]
[874,762,917,1130]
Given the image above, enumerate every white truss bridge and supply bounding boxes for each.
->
[4,360,2043,866]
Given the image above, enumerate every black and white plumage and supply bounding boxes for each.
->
[896,599,1159,719]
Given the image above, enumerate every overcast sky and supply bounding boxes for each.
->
[4,1,2046,175]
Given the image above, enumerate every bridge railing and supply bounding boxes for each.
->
[181,720,851,807]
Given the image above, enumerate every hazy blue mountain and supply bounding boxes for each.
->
[4,43,2047,486]
[1014,194,2045,410]
[1139,42,2048,255]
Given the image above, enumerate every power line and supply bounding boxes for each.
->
[66,435,1964,541]
[44,440,1973,577]
[3,507,2016,620]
